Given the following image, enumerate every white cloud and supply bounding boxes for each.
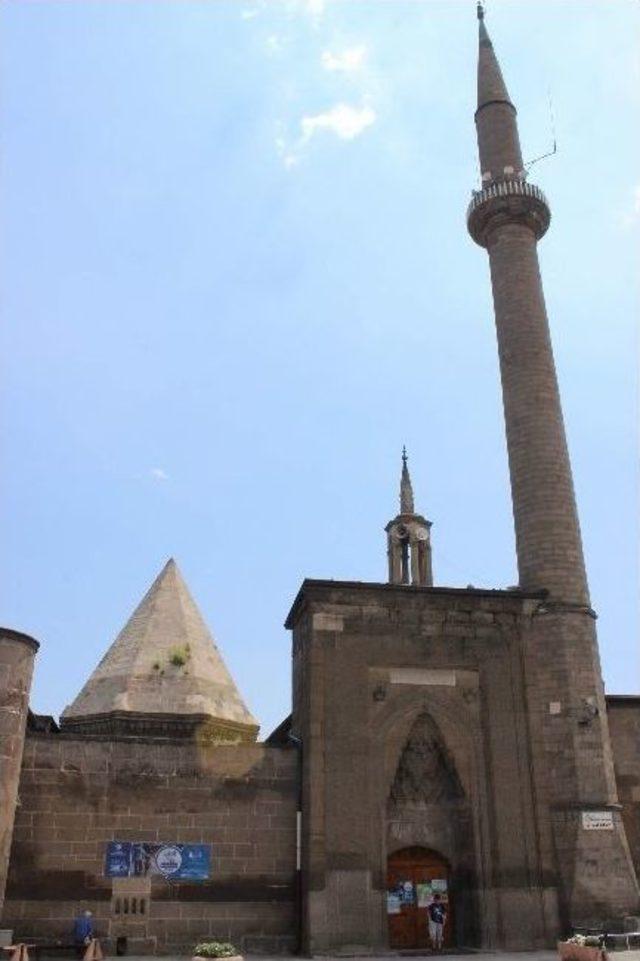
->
[321,46,366,73]
[150,468,169,481]
[619,184,640,229]
[275,135,300,170]
[282,0,325,22]
[240,1,266,19]
[266,33,286,55]
[301,103,376,143]
[306,0,325,17]
[275,101,376,170]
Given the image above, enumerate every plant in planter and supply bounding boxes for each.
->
[557,934,606,961]
[192,942,242,961]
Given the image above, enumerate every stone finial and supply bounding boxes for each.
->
[400,446,415,514]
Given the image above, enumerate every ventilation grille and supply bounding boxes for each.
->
[112,897,148,916]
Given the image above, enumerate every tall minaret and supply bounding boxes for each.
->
[468,2,587,604]
[385,448,432,586]
[468,4,639,925]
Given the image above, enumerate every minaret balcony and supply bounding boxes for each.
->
[467,178,551,246]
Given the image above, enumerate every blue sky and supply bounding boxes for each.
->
[3,0,639,737]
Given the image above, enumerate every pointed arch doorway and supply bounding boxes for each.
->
[387,846,452,950]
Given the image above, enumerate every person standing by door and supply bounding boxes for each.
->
[427,894,447,950]
[73,910,94,958]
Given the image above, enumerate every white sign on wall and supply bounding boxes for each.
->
[582,811,614,831]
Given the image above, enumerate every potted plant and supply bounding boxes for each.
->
[558,934,607,961]
[193,942,242,961]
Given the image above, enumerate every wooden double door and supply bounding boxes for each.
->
[387,846,452,950]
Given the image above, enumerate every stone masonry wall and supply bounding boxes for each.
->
[2,735,298,955]
[0,631,39,913]
[607,697,640,880]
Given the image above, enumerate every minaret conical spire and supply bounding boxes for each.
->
[400,446,415,514]
[474,2,523,181]
[477,3,513,110]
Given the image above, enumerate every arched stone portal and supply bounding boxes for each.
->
[386,712,475,948]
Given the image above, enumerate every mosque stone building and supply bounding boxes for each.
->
[1,7,639,956]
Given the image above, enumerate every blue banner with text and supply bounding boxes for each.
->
[104,842,211,879]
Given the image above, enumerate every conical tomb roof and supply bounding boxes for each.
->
[61,559,258,741]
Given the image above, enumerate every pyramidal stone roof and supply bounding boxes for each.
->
[60,559,259,741]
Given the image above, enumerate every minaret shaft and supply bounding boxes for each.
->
[488,223,588,603]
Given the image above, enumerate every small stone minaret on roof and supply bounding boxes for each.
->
[61,559,258,742]
[468,3,640,925]
[385,448,432,586]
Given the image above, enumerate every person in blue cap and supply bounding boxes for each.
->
[427,894,447,950]
[73,910,94,957]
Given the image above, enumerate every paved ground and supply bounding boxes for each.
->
[106,953,640,961]
[35,953,640,961]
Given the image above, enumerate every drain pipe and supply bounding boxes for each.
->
[287,732,303,954]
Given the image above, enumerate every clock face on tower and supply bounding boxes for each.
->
[394,524,428,541]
